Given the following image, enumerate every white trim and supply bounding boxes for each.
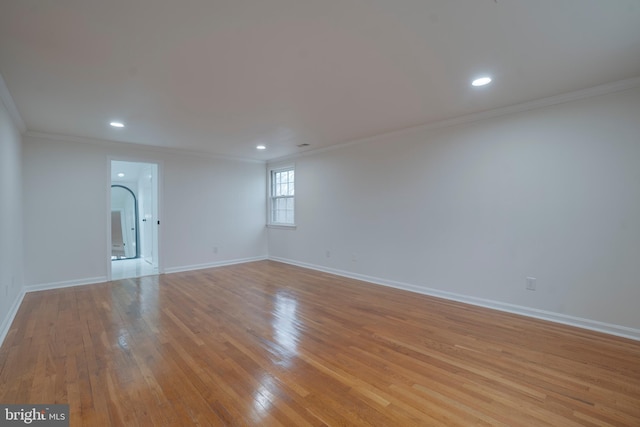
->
[268,165,296,226]
[269,256,640,341]
[25,276,109,293]
[266,224,297,230]
[0,288,26,348]
[7,256,638,346]
[107,157,113,281]
[164,256,268,274]
[18,76,640,166]
[25,131,265,164]
[107,157,165,280]
[268,76,640,164]
[1,257,262,345]
[0,74,26,133]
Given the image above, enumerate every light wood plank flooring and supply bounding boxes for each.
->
[1,260,639,426]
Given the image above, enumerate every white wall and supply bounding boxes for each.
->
[268,86,640,333]
[13,83,640,338]
[0,87,24,337]
[22,136,267,287]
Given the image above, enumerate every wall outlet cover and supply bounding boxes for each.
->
[526,277,537,291]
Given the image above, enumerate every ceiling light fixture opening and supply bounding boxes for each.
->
[110,121,125,128]
[256,145,266,150]
[471,76,492,87]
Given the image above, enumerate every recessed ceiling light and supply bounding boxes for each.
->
[110,121,125,128]
[471,77,492,87]
[256,145,266,150]
[117,173,125,177]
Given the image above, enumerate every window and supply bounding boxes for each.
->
[269,167,295,225]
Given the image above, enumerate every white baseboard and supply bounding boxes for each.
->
[1,257,267,346]
[164,256,268,274]
[269,256,640,341]
[0,288,26,348]
[25,276,109,293]
[10,257,639,342]
[22,257,269,290]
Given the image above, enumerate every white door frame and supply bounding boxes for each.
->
[107,156,164,281]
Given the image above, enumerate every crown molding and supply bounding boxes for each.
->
[13,74,640,166]
[0,74,26,133]
[267,75,640,164]
[23,130,265,164]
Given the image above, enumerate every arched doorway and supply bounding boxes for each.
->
[109,160,160,280]
[111,185,139,259]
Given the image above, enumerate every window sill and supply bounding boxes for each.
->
[267,224,297,230]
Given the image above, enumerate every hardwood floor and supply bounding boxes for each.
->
[1,260,639,426]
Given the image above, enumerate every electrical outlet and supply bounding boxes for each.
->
[526,277,536,291]
[325,250,331,258]
[213,246,218,254]
[351,253,358,262]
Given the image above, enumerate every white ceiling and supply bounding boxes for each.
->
[111,160,152,184]
[1,0,639,161]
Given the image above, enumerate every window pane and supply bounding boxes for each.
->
[270,167,295,224]
[275,198,285,210]
[273,207,283,223]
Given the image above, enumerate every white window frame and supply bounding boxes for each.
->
[268,165,296,228]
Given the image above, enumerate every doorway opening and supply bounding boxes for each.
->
[111,184,139,260]
[110,160,160,280]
